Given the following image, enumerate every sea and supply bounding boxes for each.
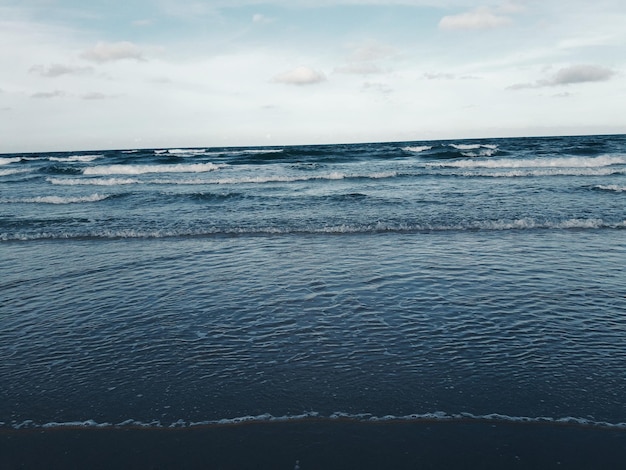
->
[1,134,625,468]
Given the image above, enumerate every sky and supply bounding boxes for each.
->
[1,0,625,152]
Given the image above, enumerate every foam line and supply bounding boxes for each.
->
[9,411,626,431]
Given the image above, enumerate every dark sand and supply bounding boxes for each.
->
[2,419,625,469]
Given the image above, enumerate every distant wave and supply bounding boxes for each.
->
[1,194,109,204]
[449,143,497,151]
[449,143,499,157]
[0,157,22,165]
[8,410,626,431]
[84,163,222,175]
[402,145,433,153]
[49,155,103,163]
[47,177,140,186]
[156,148,284,157]
[460,168,625,178]
[430,155,626,169]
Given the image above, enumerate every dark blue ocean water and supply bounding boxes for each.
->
[1,135,626,466]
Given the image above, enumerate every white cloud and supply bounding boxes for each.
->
[81,41,146,63]
[508,64,616,89]
[272,66,326,85]
[30,63,94,77]
[439,7,512,30]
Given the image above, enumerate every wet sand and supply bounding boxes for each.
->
[2,419,625,469]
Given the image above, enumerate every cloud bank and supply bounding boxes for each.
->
[509,65,616,89]
[30,64,94,77]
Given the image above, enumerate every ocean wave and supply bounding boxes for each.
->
[49,155,103,163]
[430,155,626,169]
[449,143,498,151]
[1,194,109,204]
[594,185,626,192]
[156,148,284,157]
[460,168,626,178]
[402,145,433,153]
[8,411,626,431]
[148,172,398,185]
[47,177,140,186]
[162,148,208,155]
[0,169,31,177]
[3,218,623,241]
[449,143,499,157]
[0,157,22,165]
[84,162,222,175]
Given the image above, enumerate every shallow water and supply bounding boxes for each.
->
[1,135,626,466]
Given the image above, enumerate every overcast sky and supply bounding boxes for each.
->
[1,0,625,152]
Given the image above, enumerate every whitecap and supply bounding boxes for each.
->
[595,184,626,192]
[450,143,498,151]
[0,157,22,165]
[47,177,139,186]
[49,155,103,163]
[402,146,433,153]
[2,194,109,204]
[0,169,31,176]
[84,162,222,175]
[430,155,626,169]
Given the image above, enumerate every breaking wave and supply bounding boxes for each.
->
[47,177,140,186]
[430,155,626,169]
[84,162,222,175]
[1,194,109,204]
[594,185,626,193]
[3,218,623,241]
[0,157,22,165]
[49,155,103,163]
[402,145,433,153]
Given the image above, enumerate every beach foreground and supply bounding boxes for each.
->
[2,420,626,469]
